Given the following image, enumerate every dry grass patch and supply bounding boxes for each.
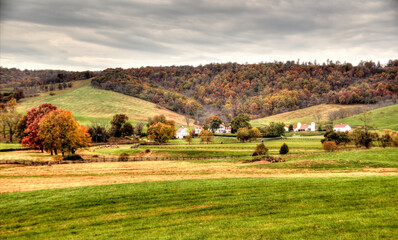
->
[1,161,397,193]
[251,103,372,126]
[0,150,53,163]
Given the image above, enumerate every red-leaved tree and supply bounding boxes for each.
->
[21,103,57,151]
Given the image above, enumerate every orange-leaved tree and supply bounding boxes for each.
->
[38,109,91,155]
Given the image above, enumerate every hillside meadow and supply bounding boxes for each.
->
[16,80,193,127]
[333,104,398,130]
[250,104,372,126]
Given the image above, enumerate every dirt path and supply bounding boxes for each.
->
[1,161,397,193]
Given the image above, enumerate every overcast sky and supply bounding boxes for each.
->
[1,0,397,71]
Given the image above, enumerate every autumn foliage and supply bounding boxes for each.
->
[91,60,398,120]
[21,103,58,150]
[19,104,91,155]
[38,109,91,155]
[199,130,214,144]
[322,141,338,152]
[147,122,174,143]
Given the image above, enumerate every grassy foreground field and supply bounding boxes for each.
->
[251,104,371,127]
[1,177,397,239]
[333,104,398,130]
[16,80,192,127]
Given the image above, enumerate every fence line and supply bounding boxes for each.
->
[0,155,251,166]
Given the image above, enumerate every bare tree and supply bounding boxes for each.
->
[184,115,190,127]
[135,122,144,137]
[328,111,339,122]
[313,112,322,124]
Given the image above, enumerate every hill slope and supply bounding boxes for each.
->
[333,104,398,130]
[251,104,372,127]
[17,80,193,127]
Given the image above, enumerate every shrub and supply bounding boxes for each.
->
[145,149,151,153]
[379,133,392,148]
[279,143,289,154]
[350,128,376,149]
[253,143,268,156]
[249,127,262,141]
[385,130,398,147]
[63,154,83,160]
[118,152,129,161]
[237,127,251,142]
[322,141,338,152]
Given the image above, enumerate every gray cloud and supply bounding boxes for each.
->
[0,0,397,70]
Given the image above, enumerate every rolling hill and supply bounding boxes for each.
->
[251,104,372,127]
[17,80,194,127]
[333,104,398,130]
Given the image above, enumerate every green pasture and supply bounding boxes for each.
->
[91,139,324,158]
[1,177,397,239]
[333,104,398,130]
[169,137,239,144]
[250,148,398,170]
[0,143,26,151]
[284,132,324,137]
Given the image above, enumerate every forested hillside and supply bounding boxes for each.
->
[0,67,96,100]
[91,60,398,122]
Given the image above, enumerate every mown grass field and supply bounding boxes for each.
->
[333,104,398,130]
[1,177,397,239]
[251,104,372,127]
[248,148,398,170]
[90,138,324,158]
[16,80,192,127]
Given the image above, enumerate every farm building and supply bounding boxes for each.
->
[333,124,351,132]
[213,124,231,134]
[195,127,203,134]
[284,125,297,132]
[175,126,190,139]
[294,122,316,132]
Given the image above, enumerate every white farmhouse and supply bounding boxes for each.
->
[175,126,190,139]
[195,127,203,134]
[213,124,231,133]
[333,124,351,132]
[294,122,316,132]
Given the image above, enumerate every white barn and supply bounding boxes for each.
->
[195,127,203,134]
[333,124,351,132]
[294,122,316,132]
[213,124,231,134]
[175,126,190,139]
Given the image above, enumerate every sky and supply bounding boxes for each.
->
[1,0,397,71]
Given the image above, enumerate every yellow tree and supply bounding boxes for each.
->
[249,127,262,141]
[38,109,91,155]
[147,122,174,143]
[0,98,22,142]
[199,130,214,144]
